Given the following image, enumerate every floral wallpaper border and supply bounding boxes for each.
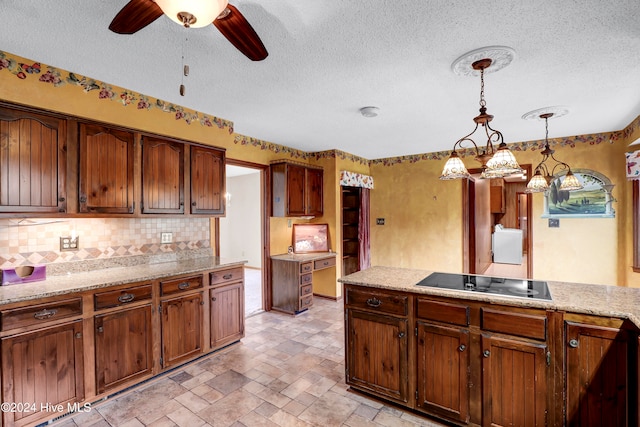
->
[0,50,234,133]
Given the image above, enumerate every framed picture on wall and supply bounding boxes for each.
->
[543,169,615,218]
[292,224,329,253]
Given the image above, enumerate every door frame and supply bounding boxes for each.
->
[462,165,533,278]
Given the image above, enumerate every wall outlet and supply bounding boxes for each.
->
[60,236,79,251]
[160,232,173,244]
[548,218,560,228]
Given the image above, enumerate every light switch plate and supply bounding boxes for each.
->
[160,232,173,244]
[548,218,560,228]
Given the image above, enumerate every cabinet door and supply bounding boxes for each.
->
[210,282,245,349]
[190,145,225,215]
[79,123,134,213]
[0,108,67,213]
[346,309,408,403]
[305,168,323,216]
[416,321,469,423]
[1,321,84,427]
[284,164,306,216]
[161,293,204,368]
[481,334,547,427]
[565,322,629,427]
[95,305,153,393]
[142,137,184,214]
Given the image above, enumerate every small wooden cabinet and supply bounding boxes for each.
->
[0,106,67,214]
[79,123,135,213]
[210,267,245,349]
[490,178,505,214]
[141,136,184,214]
[190,145,225,215]
[271,161,323,217]
[1,298,84,427]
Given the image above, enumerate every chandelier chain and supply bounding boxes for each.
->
[479,68,486,108]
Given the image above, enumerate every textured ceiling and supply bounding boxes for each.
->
[2,1,640,159]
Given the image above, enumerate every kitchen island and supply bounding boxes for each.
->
[339,266,640,427]
[0,255,246,427]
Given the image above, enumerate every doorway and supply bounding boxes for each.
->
[219,162,267,317]
[463,165,533,279]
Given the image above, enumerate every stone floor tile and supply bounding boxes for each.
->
[206,370,252,395]
[175,390,212,413]
[166,405,208,427]
[146,416,179,427]
[298,390,360,426]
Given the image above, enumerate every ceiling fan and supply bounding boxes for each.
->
[108,0,268,61]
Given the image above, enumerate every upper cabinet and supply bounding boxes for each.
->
[190,145,225,216]
[79,123,134,214]
[142,137,184,214]
[271,161,323,217]
[0,107,67,214]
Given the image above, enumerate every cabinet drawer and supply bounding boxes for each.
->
[300,262,313,274]
[210,267,244,286]
[94,285,152,310]
[314,257,336,270]
[481,308,547,340]
[300,283,313,297]
[161,275,203,296]
[300,295,313,310]
[345,287,408,316]
[416,298,469,326]
[1,298,82,331]
[300,273,312,285]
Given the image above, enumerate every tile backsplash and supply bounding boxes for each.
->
[0,217,210,269]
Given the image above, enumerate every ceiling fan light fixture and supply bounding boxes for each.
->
[155,0,229,28]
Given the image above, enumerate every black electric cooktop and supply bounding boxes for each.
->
[416,272,552,301]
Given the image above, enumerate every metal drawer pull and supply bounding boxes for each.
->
[458,344,466,352]
[366,297,382,308]
[223,274,233,280]
[569,339,579,348]
[118,293,135,303]
[75,332,82,339]
[33,308,58,320]
[483,350,491,358]
[178,282,190,290]
[398,332,405,338]
[97,326,104,333]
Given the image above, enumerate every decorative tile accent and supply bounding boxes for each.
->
[0,218,210,269]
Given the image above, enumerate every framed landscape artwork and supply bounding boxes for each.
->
[292,224,330,253]
[542,169,615,218]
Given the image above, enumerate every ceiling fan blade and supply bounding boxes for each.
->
[109,0,163,34]
[213,5,268,61]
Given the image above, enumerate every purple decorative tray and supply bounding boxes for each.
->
[1,265,47,285]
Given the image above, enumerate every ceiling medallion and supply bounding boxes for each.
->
[521,106,570,121]
[451,46,516,76]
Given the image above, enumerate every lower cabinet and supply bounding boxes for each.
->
[210,281,244,349]
[95,305,153,393]
[1,321,84,427]
[565,319,632,427]
[161,293,204,368]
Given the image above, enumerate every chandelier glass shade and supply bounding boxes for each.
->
[155,0,229,28]
[440,58,523,180]
[525,113,583,193]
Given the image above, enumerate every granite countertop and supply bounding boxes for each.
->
[339,266,640,328]
[0,256,247,306]
[270,252,336,262]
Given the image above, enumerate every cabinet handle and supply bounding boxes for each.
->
[212,297,217,301]
[200,301,205,306]
[568,339,579,348]
[118,293,135,303]
[366,297,382,308]
[58,197,66,202]
[223,274,233,280]
[191,202,197,206]
[97,326,104,333]
[483,350,491,358]
[458,344,466,352]
[397,332,405,338]
[33,308,58,320]
[75,332,82,339]
[178,282,190,290]
[79,195,87,203]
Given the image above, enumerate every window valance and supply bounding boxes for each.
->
[340,171,374,189]
[626,149,640,180]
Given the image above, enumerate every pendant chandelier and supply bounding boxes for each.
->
[440,50,523,181]
[524,112,583,193]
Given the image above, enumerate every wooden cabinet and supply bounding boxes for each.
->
[0,107,67,214]
[210,268,245,349]
[1,297,84,427]
[141,136,184,214]
[94,283,153,393]
[190,145,225,215]
[271,161,323,217]
[161,292,204,367]
[565,319,632,427]
[490,178,505,214]
[79,123,134,213]
[345,287,409,403]
[271,254,336,314]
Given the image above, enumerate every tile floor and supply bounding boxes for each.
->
[53,298,448,427]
